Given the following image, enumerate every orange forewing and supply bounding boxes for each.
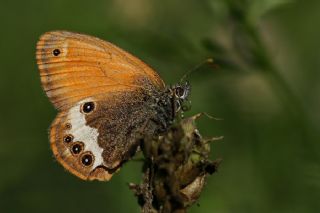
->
[36,31,165,110]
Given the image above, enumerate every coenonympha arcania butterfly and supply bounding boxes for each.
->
[36,31,190,181]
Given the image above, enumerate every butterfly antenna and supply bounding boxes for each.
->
[179,58,215,83]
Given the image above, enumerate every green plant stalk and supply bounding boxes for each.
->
[227,2,313,155]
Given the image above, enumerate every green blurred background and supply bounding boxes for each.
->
[1,0,319,212]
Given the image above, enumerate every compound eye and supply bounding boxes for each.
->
[175,86,185,98]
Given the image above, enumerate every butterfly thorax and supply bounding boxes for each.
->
[150,81,191,133]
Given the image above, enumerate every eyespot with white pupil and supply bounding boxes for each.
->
[63,135,73,143]
[71,143,83,155]
[53,49,60,56]
[81,153,94,167]
[82,102,95,114]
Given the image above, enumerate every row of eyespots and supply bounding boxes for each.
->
[60,101,95,167]
[63,134,94,167]
[78,102,95,165]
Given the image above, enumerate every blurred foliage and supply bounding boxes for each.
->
[0,0,320,212]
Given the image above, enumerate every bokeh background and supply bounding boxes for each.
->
[1,0,319,212]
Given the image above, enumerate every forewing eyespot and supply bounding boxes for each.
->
[52,49,61,56]
[81,102,95,114]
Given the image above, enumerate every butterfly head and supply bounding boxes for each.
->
[171,81,191,113]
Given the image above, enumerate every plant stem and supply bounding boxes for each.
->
[129,115,221,213]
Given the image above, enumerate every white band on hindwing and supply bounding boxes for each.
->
[66,98,103,168]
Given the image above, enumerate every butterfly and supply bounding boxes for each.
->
[36,31,190,181]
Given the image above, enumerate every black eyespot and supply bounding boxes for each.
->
[53,49,61,56]
[71,143,83,155]
[81,153,94,166]
[63,135,73,143]
[82,102,95,113]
